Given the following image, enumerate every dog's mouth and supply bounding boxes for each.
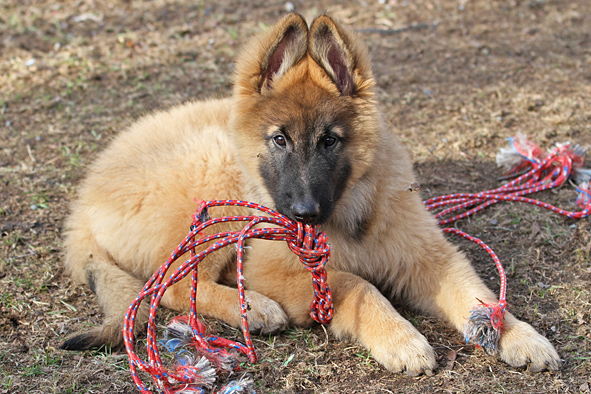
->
[294,217,319,226]
[278,202,333,227]
[281,211,321,226]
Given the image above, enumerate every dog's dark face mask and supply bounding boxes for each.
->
[257,85,355,225]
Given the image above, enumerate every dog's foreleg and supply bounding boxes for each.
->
[244,243,437,376]
[405,239,561,371]
[161,276,288,336]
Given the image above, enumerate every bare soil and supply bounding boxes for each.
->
[1,0,590,393]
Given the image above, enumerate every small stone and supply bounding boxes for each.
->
[284,1,295,12]
[25,58,36,67]
[30,205,38,211]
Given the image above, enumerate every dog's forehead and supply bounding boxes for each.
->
[264,80,353,137]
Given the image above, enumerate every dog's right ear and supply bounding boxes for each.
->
[234,13,308,96]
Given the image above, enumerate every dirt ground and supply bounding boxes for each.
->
[1,0,590,393]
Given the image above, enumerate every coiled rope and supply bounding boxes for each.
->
[123,200,332,393]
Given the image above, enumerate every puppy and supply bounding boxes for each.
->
[62,13,560,375]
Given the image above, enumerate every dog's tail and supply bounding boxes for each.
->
[60,317,128,351]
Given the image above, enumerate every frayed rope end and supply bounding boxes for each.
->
[158,316,244,393]
[218,375,256,394]
[464,301,506,354]
[172,355,216,390]
[161,316,195,352]
[496,133,543,173]
[576,181,591,209]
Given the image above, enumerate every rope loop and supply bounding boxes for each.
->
[124,199,333,393]
[285,222,333,323]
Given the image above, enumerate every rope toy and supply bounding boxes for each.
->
[123,200,332,393]
[424,133,591,352]
[122,134,590,391]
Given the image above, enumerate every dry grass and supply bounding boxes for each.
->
[1,0,590,393]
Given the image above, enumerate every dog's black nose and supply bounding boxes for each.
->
[291,200,320,223]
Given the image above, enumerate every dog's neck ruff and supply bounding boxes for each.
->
[123,200,332,394]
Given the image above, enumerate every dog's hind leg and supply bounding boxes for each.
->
[60,254,149,351]
[61,214,150,351]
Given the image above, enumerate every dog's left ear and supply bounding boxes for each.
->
[308,15,373,97]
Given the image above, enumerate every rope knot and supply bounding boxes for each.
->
[287,222,333,324]
[288,223,330,269]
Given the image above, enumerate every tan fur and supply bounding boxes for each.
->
[63,13,559,374]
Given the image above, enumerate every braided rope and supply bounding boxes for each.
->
[123,200,332,393]
[426,144,591,223]
[123,135,590,390]
[426,137,590,351]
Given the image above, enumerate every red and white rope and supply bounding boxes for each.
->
[122,135,590,390]
[123,200,332,393]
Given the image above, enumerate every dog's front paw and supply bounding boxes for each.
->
[370,324,437,376]
[498,321,560,372]
[244,290,289,335]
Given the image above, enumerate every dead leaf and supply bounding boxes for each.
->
[445,349,457,370]
[531,222,541,239]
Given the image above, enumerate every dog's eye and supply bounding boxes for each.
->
[273,135,287,148]
[323,136,337,148]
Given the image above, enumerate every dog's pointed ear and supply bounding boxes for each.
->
[308,15,373,97]
[234,13,308,96]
